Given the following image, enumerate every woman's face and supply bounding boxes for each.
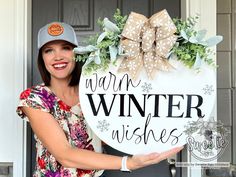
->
[42,40,75,82]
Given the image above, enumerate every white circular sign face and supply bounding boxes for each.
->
[79,59,216,155]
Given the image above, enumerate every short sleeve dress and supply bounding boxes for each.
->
[16,84,103,177]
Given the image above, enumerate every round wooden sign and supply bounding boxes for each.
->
[79,59,216,154]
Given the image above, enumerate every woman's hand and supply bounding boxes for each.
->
[127,146,183,170]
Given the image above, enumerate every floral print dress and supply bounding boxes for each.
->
[17,84,103,177]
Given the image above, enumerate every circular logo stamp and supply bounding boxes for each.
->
[47,23,64,36]
[184,117,229,161]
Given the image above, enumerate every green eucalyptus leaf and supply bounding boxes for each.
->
[189,36,198,43]
[193,52,202,69]
[109,45,118,61]
[84,50,101,66]
[103,17,120,33]
[196,29,207,42]
[205,35,223,47]
[180,30,189,40]
[73,45,97,54]
[97,32,107,44]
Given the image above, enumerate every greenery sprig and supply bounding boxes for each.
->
[184,119,230,136]
[74,9,127,74]
[171,16,222,69]
[74,10,222,74]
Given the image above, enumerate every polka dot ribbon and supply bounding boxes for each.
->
[118,9,177,80]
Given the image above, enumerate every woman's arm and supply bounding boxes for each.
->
[22,106,183,171]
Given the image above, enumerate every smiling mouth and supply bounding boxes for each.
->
[52,63,67,70]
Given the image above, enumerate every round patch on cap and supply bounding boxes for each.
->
[47,23,64,36]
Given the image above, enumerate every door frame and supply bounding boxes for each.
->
[17,0,217,177]
[14,0,32,176]
[181,1,217,177]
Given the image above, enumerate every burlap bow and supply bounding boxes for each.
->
[118,9,177,79]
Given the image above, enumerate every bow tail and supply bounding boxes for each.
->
[118,54,143,80]
[152,35,177,72]
[154,55,174,71]
[143,51,156,79]
[120,39,140,58]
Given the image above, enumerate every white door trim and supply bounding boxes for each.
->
[181,0,217,177]
[15,0,32,176]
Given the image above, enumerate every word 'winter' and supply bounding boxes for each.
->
[86,93,205,118]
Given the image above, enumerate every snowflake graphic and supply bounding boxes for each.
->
[135,20,144,30]
[144,30,153,40]
[124,26,136,37]
[203,85,214,95]
[165,19,176,32]
[141,82,152,93]
[156,40,167,54]
[127,60,138,71]
[97,120,110,132]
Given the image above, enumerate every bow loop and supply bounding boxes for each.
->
[119,9,177,80]
[120,39,140,58]
[142,27,155,52]
[121,12,147,42]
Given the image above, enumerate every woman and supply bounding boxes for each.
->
[17,22,183,177]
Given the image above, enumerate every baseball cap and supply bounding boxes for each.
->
[37,22,78,49]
